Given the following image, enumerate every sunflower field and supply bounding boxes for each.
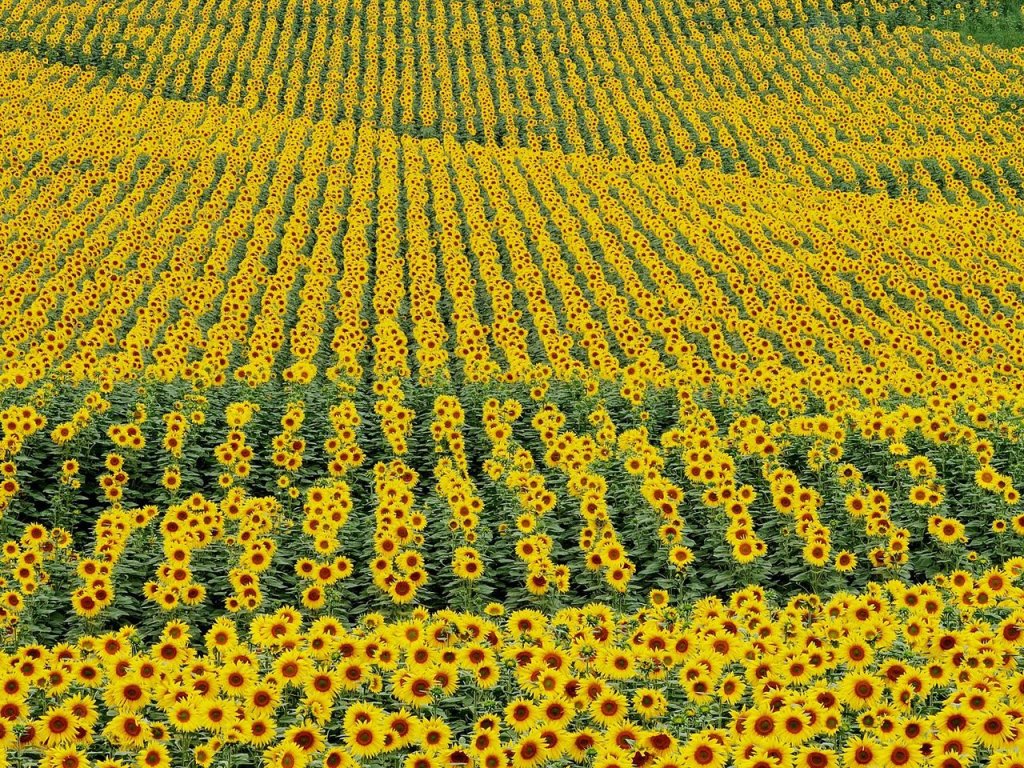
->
[1,0,1024,765]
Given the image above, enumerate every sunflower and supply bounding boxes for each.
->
[475,748,505,768]
[679,732,727,767]
[103,675,150,713]
[43,747,89,768]
[838,673,883,710]
[973,708,1016,749]
[511,733,546,768]
[778,709,811,745]
[344,716,384,758]
[681,669,716,704]
[301,668,340,704]
[162,468,182,491]
[248,683,282,714]
[219,661,256,696]
[386,709,418,749]
[597,649,635,680]
[718,674,746,703]
[842,737,882,768]
[56,693,95,732]
[643,729,675,756]
[802,541,829,567]
[285,723,326,755]
[200,699,236,733]
[632,688,668,720]
[416,717,451,752]
[264,744,309,768]
[506,698,539,733]
[245,716,277,746]
[589,690,628,726]
[668,545,694,570]
[299,585,323,610]
[834,551,857,572]
[562,728,597,761]
[934,518,966,545]
[193,740,219,768]
[392,670,435,708]
[795,746,837,768]
[322,748,356,768]
[171,699,207,732]
[747,707,778,740]
[838,637,874,669]
[474,663,499,689]
[136,743,171,768]
[72,590,103,619]
[0,695,27,725]
[33,704,77,749]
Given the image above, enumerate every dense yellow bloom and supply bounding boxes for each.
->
[0,1,1022,767]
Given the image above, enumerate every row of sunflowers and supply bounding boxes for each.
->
[0,25,1022,625]
[1,565,1024,768]
[0,0,1022,198]
[1,0,1024,764]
